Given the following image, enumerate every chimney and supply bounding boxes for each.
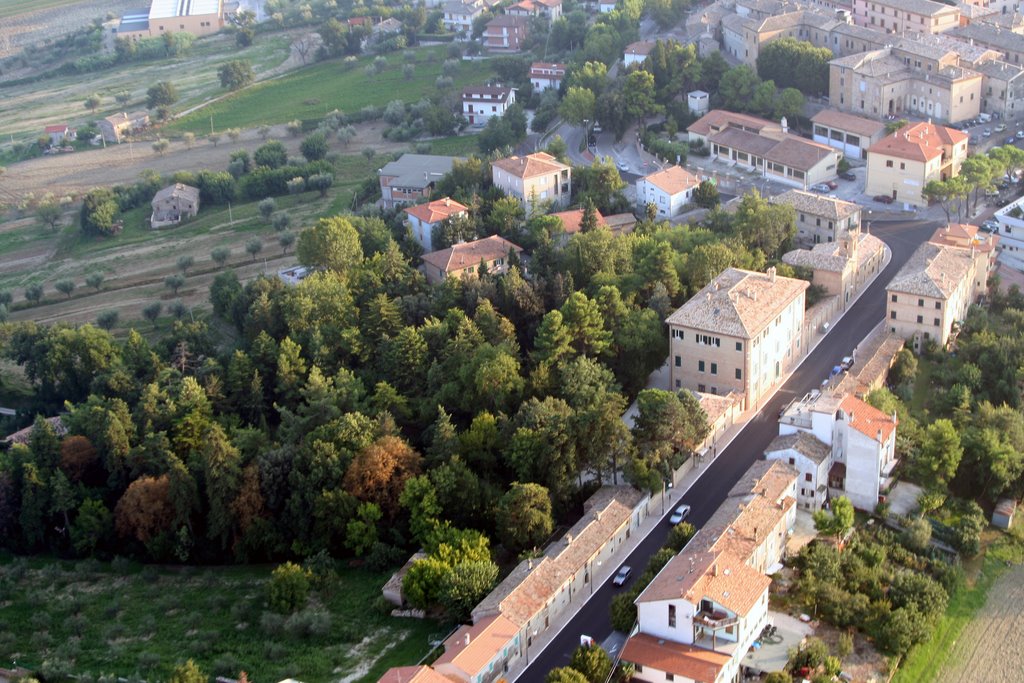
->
[893,411,898,423]
[444,197,450,206]
[713,563,719,577]
[707,292,712,302]
[877,428,883,442]
[754,526,760,541]
[565,532,573,545]
[769,266,777,282]
[464,633,471,646]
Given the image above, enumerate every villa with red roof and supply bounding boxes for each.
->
[404,197,469,252]
[43,124,75,147]
[774,390,899,511]
[419,235,523,284]
[865,121,968,207]
[491,152,572,211]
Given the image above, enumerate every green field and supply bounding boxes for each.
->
[0,556,442,682]
[429,134,481,156]
[167,47,493,134]
[0,0,82,19]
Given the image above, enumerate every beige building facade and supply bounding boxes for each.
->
[851,0,959,34]
[770,189,862,246]
[491,152,571,211]
[865,121,968,206]
[117,0,224,40]
[667,267,809,410]
[782,225,887,310]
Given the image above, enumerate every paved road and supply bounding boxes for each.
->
[518,218,940,681]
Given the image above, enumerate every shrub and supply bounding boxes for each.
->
[284,606,332,639]
[259,611,285,635]
[96,310,119,330]
[268,562,310,613]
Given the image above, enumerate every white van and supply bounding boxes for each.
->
[978,113,993,123]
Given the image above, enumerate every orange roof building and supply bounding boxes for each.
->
[433,615,521,682]
[637,166,701,218]
[865,122,969,207]
[550,207,607,237]
[404,198,469,252]
[419,235,523,284]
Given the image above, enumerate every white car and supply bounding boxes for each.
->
[669,504,691,525]
[612,565,632,586]
[617,161,629,172]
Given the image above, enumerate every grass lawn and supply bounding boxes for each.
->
[0,556,443,682]
[429,134,481,157]
[892,529,1024,683]
[0,0,81,19]
[167,47,493,135]
[908,355,935,415]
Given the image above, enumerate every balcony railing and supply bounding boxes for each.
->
[695,610,738,629]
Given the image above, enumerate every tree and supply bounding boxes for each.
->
[560,87,596,127]
[152,139,170,155]
[278,231,296,254]
[54,279,75,298]
[85,272,104,291]
[168,660,207,683]
[692,180,720,208]
[245,237,264,261]
[177,255,195,274]
[756,38,830,95]
[96,310,119,330]
[666,521,696,551]
[84,94,101,113]
[570,644,613,683]
[546,668,588,683]
[183,131,196,149]
[307,173,334,197]
[439,559,499,619]
[764,672,793,683]
[344,435,423,517]
[254,140,287,169]
[24,284,44,303]
[719,65,761,112]
[80,188,120,236]
[630,389,709,488]
[345,501,382,556]
[37,200,63,232]
[812,496,854,541]
[775,87,805,120]
[733,190,796,258]
[269,561,311,612]
[623,70,661,127]
[143,301,162,327]
[237,26,255,47]
[259,197,276,221]
[146,81,179,110]
[496,482,554,552]
[218,60,254,90]
[296,216,364,274]
[300,131,329,161]
[115,474,175,542]
[211,246,231,267]
[918,418,962,484]
[165,274,186,294]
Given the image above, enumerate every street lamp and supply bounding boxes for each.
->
[583,118,589,149]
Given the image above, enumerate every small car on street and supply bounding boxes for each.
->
[669,504,691,525]
[612,565,632,586]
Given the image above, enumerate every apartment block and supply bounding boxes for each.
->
[851,0,960,34]
[491,152,571,211]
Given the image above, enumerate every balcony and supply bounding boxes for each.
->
[694,609,739,630]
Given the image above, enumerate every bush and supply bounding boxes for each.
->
[259,611,285,635]
[666,521,696,551]
[284,606,332,639]
[268,561,310,613]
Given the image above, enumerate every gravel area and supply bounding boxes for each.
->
[0,0,138,62]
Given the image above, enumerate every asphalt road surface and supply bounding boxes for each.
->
[517,218,940,681]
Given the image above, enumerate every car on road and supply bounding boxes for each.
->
[612,565,632,586]
[669,504,691,525]
[996,124,1008,133]
[810,183,831,193]
[840,356,855,371]
[1017,131,1024,140]
[982,219,999,233]
[617,161,629,172]
[593,124,602,134]
[873,194,895,204]
[984,128,993,137]
[839,171,856,181]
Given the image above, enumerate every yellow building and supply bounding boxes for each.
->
[117,0,224,40]
[865,122,968,207]
[782,224,886,310]
[885,224,997,351]
[851,0,959,35]
[667,267,809,410]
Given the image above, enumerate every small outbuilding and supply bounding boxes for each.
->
[993,498,1017,530]
[687,90,709,116]
[151,183,200,228]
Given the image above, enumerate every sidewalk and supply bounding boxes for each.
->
[512,246,894,680]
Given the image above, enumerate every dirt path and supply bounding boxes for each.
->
[933,564,1024,683]
[0,119,407,199]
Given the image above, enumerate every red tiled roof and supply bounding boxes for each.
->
[867,122,967,162]
[638,549,770,617]
[376,666,455,683]
[492,151,570,179]
[643,165,700,195]
[44,124,69,134]
[622,633,730,682]
[839,395,897,443]
[421,235,523,273]
[405,198,469,224]
[551,208,606,235]
[434,615,519,677]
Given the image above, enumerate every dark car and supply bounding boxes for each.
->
[873,194,895,204]
[839,171,856,181]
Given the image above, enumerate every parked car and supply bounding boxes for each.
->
[982,219,999,233]
[612,565,632,586]
[1008,137,1017,146]
[840,356,855,371]
[873,194,895,204]
[1016,130,1024,140]
[669,504,691,525]
[996,123,1008,133]
[617,161,629,172]
[984,128,993,137]
[839,171,856,181]
[826,180,839,190]
[810,183,831,193]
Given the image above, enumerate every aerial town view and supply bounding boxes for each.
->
[2,0,1024,681]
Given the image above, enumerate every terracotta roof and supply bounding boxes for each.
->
[637,548,771,617]
[886,240,974,298]
[376,666,456,683]
[622,633,730,683]
[868,122,967,162]
[491,151,570,179]
[770,190,860,222]
[839,395,897,443]
[665,268,809,338]
[530,61,566,76]
[763,136,835,171]
[404,198,469,225]
[551,208,607,235]
[694,390,741,426]
[44,124,69,134]
[765,431,831,464]
[642,165,700,195]
[930,223,997,254]
[421,235,523,274]
[687,109,777,138]
[625,40,657,56]
[811,110,886,139]
[434,615,520,677]
[473,487,645,627]
[708,127,780,157]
